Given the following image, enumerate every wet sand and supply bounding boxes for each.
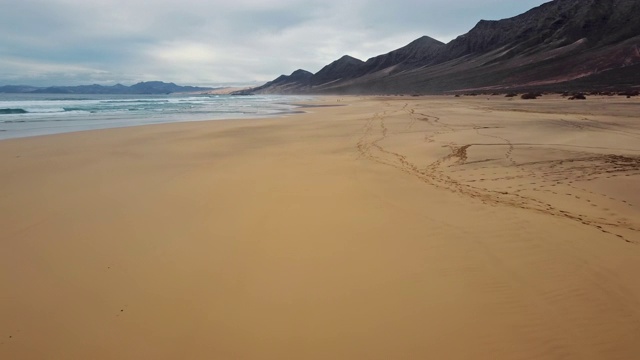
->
[1,95,640,359]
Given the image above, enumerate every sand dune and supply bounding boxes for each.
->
[1,95,640,359]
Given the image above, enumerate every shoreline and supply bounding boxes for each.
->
[2,95,640,359]
[0,110,301,142]
[0,93,314,141]
[3,93,638,142]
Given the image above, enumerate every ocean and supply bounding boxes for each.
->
[0,93,309,140]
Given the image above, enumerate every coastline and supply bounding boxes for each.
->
[2,95,640,359]
[0,93,311,141]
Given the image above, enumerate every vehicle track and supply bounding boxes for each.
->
[356,101,640,243]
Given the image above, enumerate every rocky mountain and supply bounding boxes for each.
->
[310,55,365,87]
[245,0,640,94]
[235,69,313,94]
[355,36,445,77]
[0,81,214,94]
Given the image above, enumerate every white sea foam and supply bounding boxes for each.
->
[0,94,309,140]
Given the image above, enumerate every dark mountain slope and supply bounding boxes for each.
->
[310,55,365,87]
[249,38,445,94]
[236,69,313,94]
[437,0,640,63]
[355,36,445,77]
[250,0,640,94]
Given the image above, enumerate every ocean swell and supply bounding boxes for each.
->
[0,108,28,114]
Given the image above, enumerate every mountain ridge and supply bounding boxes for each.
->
[243,0,640,95]
[0,81,215,94]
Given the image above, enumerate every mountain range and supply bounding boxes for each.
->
[0,81,214,95]
[240,0,640,95]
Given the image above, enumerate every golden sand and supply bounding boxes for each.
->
[1,95,640,359]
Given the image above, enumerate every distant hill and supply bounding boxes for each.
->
[243,0,640,94]
[0,81,215,94]
[0,85,40,93]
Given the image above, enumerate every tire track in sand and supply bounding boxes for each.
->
[356,101,640,243]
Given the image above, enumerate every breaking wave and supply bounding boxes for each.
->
[0,108,28,114]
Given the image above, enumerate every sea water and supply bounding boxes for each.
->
[0,93,308,140]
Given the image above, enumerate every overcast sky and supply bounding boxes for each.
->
[0,0,551,87]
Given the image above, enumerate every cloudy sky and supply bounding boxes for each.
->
[0,0,550,87]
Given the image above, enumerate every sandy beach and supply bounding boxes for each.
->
[1,95,640,359]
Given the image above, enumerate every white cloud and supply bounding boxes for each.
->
[147,43,219,64]
[0,0,551,86]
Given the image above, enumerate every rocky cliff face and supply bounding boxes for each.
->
[248,0,640,94]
